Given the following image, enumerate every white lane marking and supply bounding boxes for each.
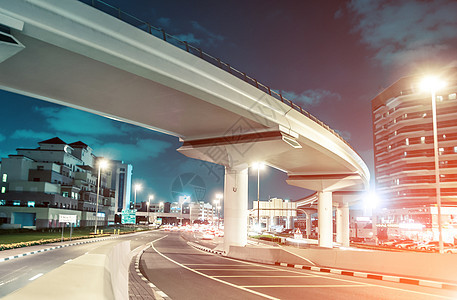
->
[188,241,456,299]
[242,284,366,288]
[29,273,43,281]
[215,275,312,278]
[151,241,279,300]
[193,268,278,271]
[64,259,73,264]
[0,277,19,286]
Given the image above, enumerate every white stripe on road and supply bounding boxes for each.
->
[29,273,43,281]
[64,259,73,264]
[151,239,280,300]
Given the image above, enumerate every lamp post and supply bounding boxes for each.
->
[133,183,142,225]
[252,162,265,231]
[420,76,446,254]
[148,194,154,225]
[94,159,108,235]
[180,196,190,226]
[215,193,223,229]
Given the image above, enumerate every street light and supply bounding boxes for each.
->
[180,195,190,226]
[133,184,142,226]
[420,75,446,254]
[215,193,223,229]
[148,194,154,225]
[94,159,109,235]
[252,162,265,231]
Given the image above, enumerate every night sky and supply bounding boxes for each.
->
[1,0,456,207]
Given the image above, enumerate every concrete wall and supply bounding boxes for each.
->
[2,240,130,300]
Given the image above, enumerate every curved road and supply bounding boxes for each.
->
[140,231,457,300]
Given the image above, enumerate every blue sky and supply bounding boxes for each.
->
[1,0,456,206]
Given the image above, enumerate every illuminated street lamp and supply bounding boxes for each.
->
[180,195,190,225]
[148,194,154,225]
[215,193,223,229]
[94,159,109,235]
[252,162,265,231]
[133,184,142,225]
[420,75,446,254]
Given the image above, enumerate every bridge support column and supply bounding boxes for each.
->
[318,191,333,248]
[223,166,248,254]
[336,206,343,244]
[341,202,349,247]
[305,211,311,239]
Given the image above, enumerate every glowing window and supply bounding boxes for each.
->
[0,200,5,205]
[13,200,20,206]
[454,146,457,153]
[421,137,425,144]
[439,148,444,155]
[28,201,35,207]
[1,187,5,193]
[405,138,409,145]
[449,93,456,100]
[437,96,443,102]
[2,174,6,183]
[404,152,407,157]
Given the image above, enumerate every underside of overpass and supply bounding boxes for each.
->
[0,0,369,251]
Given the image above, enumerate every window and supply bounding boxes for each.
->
[1,187,5,193]
[421,137,426,144]
[449,93,456,100]
[437,96,443,102]
[454,146,457,153]
[0,200,5,205]
[2,174,6,183]
[28,201,35,207]
[439,148,444,155]
[405,138,409,146]
[13,200,20,206]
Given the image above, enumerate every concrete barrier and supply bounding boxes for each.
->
[228,244,457,283]
[3,240,131,300]
[227,245,315,266]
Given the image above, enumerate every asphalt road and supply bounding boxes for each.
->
[141,232,457,300]
[0,230,163,298]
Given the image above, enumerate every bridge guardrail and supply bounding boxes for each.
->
[78,0,354,151]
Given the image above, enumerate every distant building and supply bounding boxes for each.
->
[0,137,133,229]
[371,69,457,242]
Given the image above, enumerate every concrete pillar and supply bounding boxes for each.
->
[305,212,311,239]
[341,202,350,247]
[318,191,333,248]
[336,206,343,244]
[223,166,248,254]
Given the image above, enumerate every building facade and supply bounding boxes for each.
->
[371,69,457,241]
[0,137,132,229]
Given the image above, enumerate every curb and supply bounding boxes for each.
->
[274,262,457,290]
[188,242,224,255]
[134,244,171,300]
[0,235,120,263]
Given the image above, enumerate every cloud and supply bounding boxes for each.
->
[174,33,201,44]
[94,139,172,162]
[191,21,225,46]
[281,89,342,106]
[157,17,171,27]
[347,0,457,66]
[35,106,129,136]
[11,129,55,140]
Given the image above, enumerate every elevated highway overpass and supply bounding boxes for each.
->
[0,0,369,251]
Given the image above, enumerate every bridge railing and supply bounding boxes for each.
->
[78,0,352,151]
